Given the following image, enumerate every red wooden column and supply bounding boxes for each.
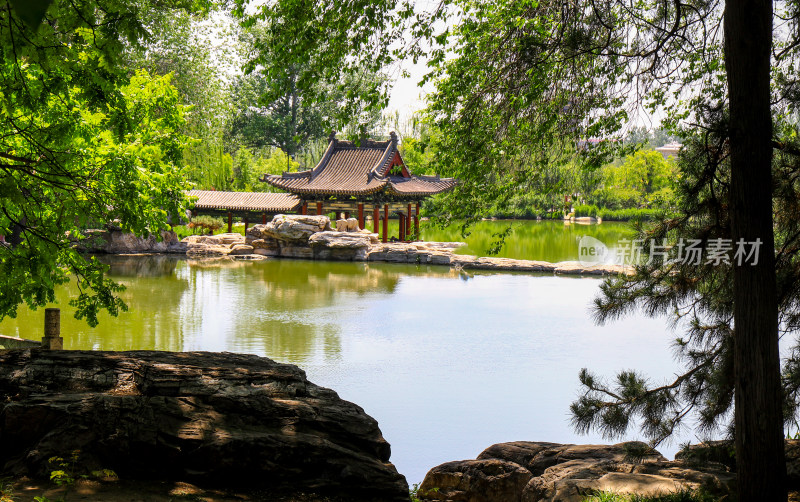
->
[227,211,232,233]
[382,204,388,243]
[399,212,406,241]
[415,202,420,237]
[373,205,380,234]
[316,201,323,216]
[344,211,350,219]
[301,202,308,215]
[244,216,249,234]
[406,203,412,240]
[261,212,267,224]
[358,203,364,229]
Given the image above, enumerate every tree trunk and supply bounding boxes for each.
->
[724,0,786,500]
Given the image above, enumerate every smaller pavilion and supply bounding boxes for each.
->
[187,190,301,233]
[261,132,457,242]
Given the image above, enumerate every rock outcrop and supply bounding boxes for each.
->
[417,441,735,502]
[309,231,375,261]
[184,233,246,257]
[77,228,186,254]
[0,350,409,501]
[261,214,332,242]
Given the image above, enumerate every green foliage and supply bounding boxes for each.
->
[592,150,678,210]
[9,0,54,29]
[127,6,234,192]
[233,0,398,134]
[187,216,224,234]
[0,0,205,325]
[0,477,15,502]
[228,21,388,160]
[229,147,299,192]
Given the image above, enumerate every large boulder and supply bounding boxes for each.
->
[0,350,409,501]
[418,442,734,502]
[254,215,332,243]
[182,234,248,257]
[309,231,373,261]
[418,459,533,502]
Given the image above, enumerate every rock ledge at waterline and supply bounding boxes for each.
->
[416,441,739,502]
[0,349,409,502]
[165,215,628,276]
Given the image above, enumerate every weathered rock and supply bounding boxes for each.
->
[308,232,372,261]
[215,233,246,246]
[0,350,409,501]
[77,229,186,254]
[335,218,360,232]
[481,442,664,476]
[246,235,279,248]
[521,458,735,502]
[419,442,734,502]
[182,234,247,257]
[229,244,255,255]
[277,244,314,259]
[418,459,533,502]
[258,215,332,243]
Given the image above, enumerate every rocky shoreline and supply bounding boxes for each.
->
[3,346,798,502]
[0,349,409,501]
[80,215,631,276]
[415,441,737,502]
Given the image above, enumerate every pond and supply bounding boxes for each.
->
[383,218,635,262]
[0,255,687,485]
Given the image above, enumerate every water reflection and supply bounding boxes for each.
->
[0,257,458,366]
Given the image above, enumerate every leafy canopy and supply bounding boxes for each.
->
[0,0,206,325]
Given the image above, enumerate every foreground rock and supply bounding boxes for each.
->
[0,350,409,501]
[418,441,735,502]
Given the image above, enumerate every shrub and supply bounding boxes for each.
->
[187,215,224,234]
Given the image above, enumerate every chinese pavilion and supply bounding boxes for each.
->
[261,131,457,242]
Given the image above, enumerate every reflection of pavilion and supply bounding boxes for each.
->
[262,132,457,242]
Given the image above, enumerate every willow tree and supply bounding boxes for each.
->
[235,0,795,498]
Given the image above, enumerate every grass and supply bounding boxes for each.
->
[582,489,725,502]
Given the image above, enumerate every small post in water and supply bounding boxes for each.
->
[42,308,63,350]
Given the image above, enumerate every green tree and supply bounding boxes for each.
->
[594,150,676,209]
[126,6,234,189]
[230,13,390,164]
[0,0,204,325]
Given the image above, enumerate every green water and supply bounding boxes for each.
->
[376,219,634,262]
[0,254,690,484]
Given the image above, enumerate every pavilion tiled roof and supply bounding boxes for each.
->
[262,132,457,198]
[187,190,301,212]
